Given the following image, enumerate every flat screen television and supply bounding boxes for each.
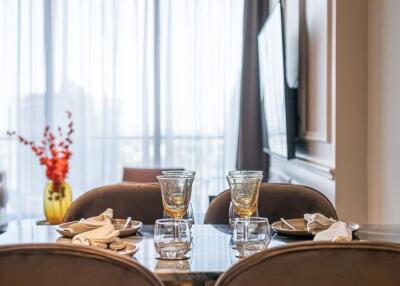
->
[258,1,297,159]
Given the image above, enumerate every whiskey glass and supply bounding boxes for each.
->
[154,218,191,260]
[232,217,271,257]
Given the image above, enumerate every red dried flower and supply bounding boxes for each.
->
[7,111,74,189]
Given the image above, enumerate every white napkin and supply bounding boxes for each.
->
[65,208,113,235]
[304,213,337,234]
[72,224,120,248]
[313,221,352,242]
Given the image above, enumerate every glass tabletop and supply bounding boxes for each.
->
[1,219,400,282]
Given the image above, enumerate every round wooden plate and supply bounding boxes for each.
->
[56,219,143,238]
[56,237,139,257]
[271,218,360,237]
[112,242,139,257]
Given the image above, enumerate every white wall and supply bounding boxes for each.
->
[335,0,368,223]
[270,0,370,223]
[272,0,400,224]
[368,0,400,224]
[269,0,336,206]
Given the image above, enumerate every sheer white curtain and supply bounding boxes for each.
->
[0,0,244,219]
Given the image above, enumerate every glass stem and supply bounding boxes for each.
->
[173,218,179,239]
[244,217,249,241]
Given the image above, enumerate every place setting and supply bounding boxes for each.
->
[226,170,362,260]
[55,208,142,256]
[272,214,360,241]
[57,212,143,238]
[54,170,197,261]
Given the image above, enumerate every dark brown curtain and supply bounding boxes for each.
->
[236,0,270,177]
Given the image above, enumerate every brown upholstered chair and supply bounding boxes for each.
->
[63,183,163,224]
[216,241,400,286]
[204,183,337,224]
[0,243,163,286]
[122,167,184,183]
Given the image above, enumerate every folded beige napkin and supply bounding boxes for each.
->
[304,213,337,234]
[65,208,113,235]
[72,224,120,248]
[313,221,352,242]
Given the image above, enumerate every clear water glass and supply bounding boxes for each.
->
[154,219,192,260]
[157,175,193,219]
[233,217,271,258]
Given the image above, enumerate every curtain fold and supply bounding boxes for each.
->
[236,0,269,177]
[0,0,244,219]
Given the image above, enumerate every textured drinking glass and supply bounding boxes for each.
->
[229,202,258,230]
[154,219,191,260]
[157,175,193,219]
[183,203,194,228]
[233,217,271,257]
[161,170,195,203]
[227,174,262,218]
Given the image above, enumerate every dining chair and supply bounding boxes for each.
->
[204,183,337,224]
[63,183,163,224]
[216,241,400,286]
[0,243,163,286]
[122,167,184,183]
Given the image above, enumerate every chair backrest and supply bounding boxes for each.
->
[122,167,185,183]
[216,241,400,286]
[204,183,337,224]
[63,183,163,224]
[0,243,163,286]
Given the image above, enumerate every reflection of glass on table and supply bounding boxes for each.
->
[155,259,191,271]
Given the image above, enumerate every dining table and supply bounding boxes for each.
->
[2,219,400,285]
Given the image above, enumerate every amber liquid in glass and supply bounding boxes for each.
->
[163,193,187,218]
[231,192,259,218]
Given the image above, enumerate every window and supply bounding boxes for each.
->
[0,0,244,219]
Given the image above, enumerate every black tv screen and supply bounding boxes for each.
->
[258,1,297,159]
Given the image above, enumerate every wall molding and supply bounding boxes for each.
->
[292,157,334,180]
[299,0,332,145]
[301,131,329,142]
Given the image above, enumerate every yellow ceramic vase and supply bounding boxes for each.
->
[44,181,72,224]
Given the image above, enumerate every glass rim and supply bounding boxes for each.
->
[162,170,196,175]
[157,175,194,180]
[233,217,269,223]
[226,174,263,180]
[229,170,263,175]
[155,218,190,225]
